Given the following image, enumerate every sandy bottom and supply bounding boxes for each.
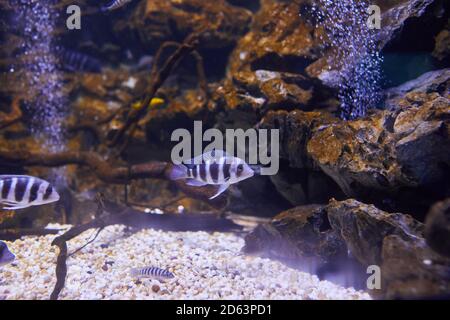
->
[0,224,370,300]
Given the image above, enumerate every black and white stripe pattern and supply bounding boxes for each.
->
[186,159,244,185]
[0,175,59,210]
[131,266,174,279]
[102,0,132,11]
[176,150,254,200]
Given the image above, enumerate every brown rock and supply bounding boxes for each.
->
[425,198,450,257]
[375,0,436,48]
[327,199,424,266]
[326,198,450,299]
[259,70,450,215]
[381,235,450,299]
[121,0,252,49]
[151,284,160,293]
[220,0,329,113]
[243,204,347,265]
[385,68,450,109]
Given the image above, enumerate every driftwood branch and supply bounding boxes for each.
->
[0,228,61,241]
[108,30,203,147]
[0,148,226,207]
[49,201,240,300]
[0,97,23,130]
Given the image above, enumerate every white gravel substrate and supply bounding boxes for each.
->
[0,224,370,300]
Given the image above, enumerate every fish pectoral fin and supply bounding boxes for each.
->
[0,200,17,205]
[185,179,207,187]
[209,184,230,200]
[1,203,29,210]
[0,200,19,209]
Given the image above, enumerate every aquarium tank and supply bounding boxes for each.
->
[0,0,449,303]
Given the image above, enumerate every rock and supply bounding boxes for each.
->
[151,284,160,293]
[258,69,450,217]
[228,0,322,76]
[327,199,424,266]
[425,198,450,257]
[218,0,332,114]
[258,109,337,168]
[327,198,450,299]
[121,0,252,49]
[381,235,450,299]
[269,166,345,206]
[376,0,436,48]
[433,29,450,62]
[384,68,450,108]
[243,204,347,267]
[244,198,450,297]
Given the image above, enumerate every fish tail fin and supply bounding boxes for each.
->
[130,268,141,278]
[168,164,188,180]
[100,0,114,12]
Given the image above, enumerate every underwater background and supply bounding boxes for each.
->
[0,0,449,300]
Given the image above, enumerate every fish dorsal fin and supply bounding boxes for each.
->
[0,175,34,179]
[184,149,233,165]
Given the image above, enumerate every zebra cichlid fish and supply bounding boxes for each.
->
[0,175,60,210]
[130,266,175,280]
[169,150,255,199]
[0,241,15,267]
[101,0,133,11]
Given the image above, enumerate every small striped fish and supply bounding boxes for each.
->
[0,175,60,210]
[55,47,102,73]
[130,266,175,280]
[0,241,15,267]
[101,0,133,11]
[169,150,255,199]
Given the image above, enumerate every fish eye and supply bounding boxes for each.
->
[237,164,244,172]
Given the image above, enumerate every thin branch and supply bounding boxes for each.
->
[191,50,210,102]
[49,204,241,299]
[67,227,104,258]
[108,31,204,147]
[0,97,23,130]
[50,240,67,300]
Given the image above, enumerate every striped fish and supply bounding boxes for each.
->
[101,0,133,11]
[0,175,60,210]
[130,266,175,280]
[169,150,255,199]
[0,241,15,267]
[55,47,102,73]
